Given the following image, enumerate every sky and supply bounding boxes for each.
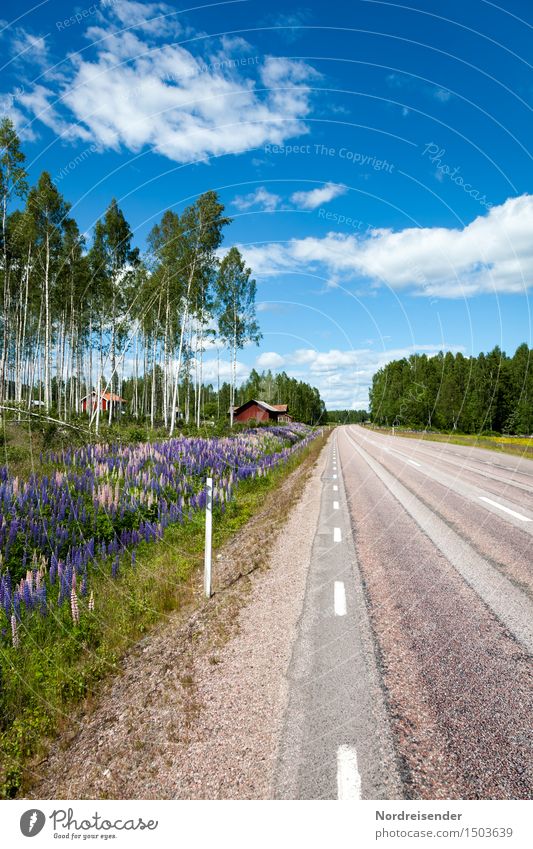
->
[1,0,532,409]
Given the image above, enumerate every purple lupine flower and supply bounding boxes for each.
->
[22,581,32,611]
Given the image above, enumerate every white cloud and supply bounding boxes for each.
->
[290,182,347,209]
[232,186,281,212]
[256,351,285,368]
[103,0,180,36]
[11,0,317,163]
[237,195,533,298]
[200,357,249,383]
[10,28,49,66]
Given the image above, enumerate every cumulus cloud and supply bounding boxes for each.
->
[256,351,285,368]
[290,182,347,209]
[201,357,249,383]
[9,0,317,162]
[232,187,282,212]
[237,195,533,298]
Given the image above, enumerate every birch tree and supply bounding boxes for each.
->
[0,118,28,413]
[167,192,229,435]
[214,247,261,427]
[26,172,71,412]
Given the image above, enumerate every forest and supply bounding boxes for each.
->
[0,118,325,432]
[327,409,368,424]
[369,345,533,434]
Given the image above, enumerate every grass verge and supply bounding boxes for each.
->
[0,429,328,799]
[366,425,533,459]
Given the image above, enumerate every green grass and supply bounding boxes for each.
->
[367,425,533,459]
[0,429,326,799]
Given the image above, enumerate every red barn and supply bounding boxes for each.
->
[232,399,293,423]
[81,391,127,414]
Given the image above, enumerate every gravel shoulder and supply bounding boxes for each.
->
[26,434,329,800]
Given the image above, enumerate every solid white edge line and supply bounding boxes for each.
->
[334,581,347,616]
[337,745,361,799]
[479,496,532,522]
[333,501,339,510]
[333,527,342,542]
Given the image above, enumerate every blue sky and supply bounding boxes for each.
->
[1,0,532,408]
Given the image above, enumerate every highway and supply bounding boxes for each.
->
[274,425,533,800]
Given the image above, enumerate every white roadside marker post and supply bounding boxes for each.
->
[204,477,213,597]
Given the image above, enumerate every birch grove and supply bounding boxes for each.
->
[0,119,257,431]
[0,119,328,430]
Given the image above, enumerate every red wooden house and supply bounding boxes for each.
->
[232,399,293,423]
[81,391,128,414]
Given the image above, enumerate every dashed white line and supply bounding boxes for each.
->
[333,485,338,491]
[333,474,337,479]
[334,581,347,616]
[333,527,342,542]
[479,496,532,522]
[333,501,339,510]
[337,745,361,799]
[386,447,421,467]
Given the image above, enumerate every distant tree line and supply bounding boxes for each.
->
[369,345,533,434]
[327,409,368,424]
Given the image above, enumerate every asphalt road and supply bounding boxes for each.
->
[274,426,533,800]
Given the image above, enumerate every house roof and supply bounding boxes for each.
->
[82,392,127,402]
[233,399,289,415]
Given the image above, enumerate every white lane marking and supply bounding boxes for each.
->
[479,496,532,522]
[333,500,339,510]
[333,527,342,542]
[333,474,337,479]
[385,446,421,467]
[334,581,347,616]
[337,745,361,799]
[333,485,338,491]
